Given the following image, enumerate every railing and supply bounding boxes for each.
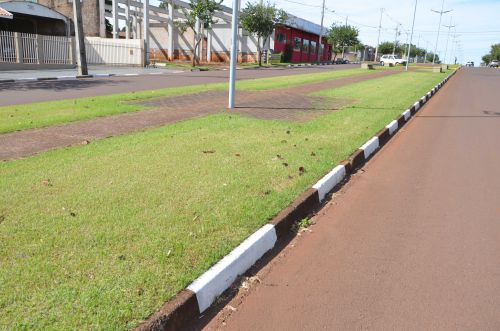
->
[0,31,17,63]
[0,31,146,67]
[0,30,73,65]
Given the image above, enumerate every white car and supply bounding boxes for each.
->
[380,54,407,66]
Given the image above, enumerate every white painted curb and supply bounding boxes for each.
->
[188,224,277,312]
[360,137,379,159]
[386,120,398,135]
[313,165,347,202]
[57,76,77,80]
[402,109,411,121]
[414,101,420,111]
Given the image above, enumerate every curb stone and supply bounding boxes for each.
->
[135,67,460,331]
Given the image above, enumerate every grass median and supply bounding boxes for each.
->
[0,70,450,330]
[0,67,377,134]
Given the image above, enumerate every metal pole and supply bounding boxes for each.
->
[317,0,326,63]
[405,0,417,72]
[72,0,88,75]
[143,0,150,66]
[374,8,383,62]
[392,24,399,55]
[443,17,455,65]
[228,0,240,109]
[431,0,452,64]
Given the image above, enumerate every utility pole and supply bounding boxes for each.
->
[392,24,400,55]
[405,0,418,72]
[72,0,88,76]
[443,16,455,65]
[228,0,240,109]
[317,0,326,63]
[431,0,452,64]
[374,8,384,62]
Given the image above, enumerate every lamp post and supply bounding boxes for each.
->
[374,8,384,62]
[317,0,326,63]
[228,0,240,109]
[431,0,452,64]
[405,0,418,72]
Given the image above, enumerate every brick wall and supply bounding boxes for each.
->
[38,0,101,36]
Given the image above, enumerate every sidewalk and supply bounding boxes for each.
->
[0,65,183,80]
[200,68,500,330]
[0,70,396,160]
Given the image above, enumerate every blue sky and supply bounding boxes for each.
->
[218,0,500,64]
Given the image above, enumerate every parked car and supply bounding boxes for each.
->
[380,54,407,66]
[489,60,499,68]
[335,58,344,64]
[465,61,474,67]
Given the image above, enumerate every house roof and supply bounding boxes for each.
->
[0,1,68,21]
[283,14,329,37]
[0,6,13,19]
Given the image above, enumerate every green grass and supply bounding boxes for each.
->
[0,69,450,330]
[0,67,378,134]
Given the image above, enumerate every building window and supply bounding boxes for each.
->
[293,37,301,52]
[320,44,325,55]
[310,41,317,55]
[276,32,286,44]
[302,39,310,54]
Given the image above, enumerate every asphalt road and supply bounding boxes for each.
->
[202,67,500,330]
[0,64,358,106]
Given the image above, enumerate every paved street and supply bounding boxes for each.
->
[201,68,500,330]
[0,64,357,106]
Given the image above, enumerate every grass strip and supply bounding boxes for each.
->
[0,68,376,134]
[0,70,449,330]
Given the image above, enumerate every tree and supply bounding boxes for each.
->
[426,52,439,63]
[175,0,223,66]
[489,43,500,60]
[327,24,359,61]
[377,41,405,56]
[240,2,287,66]
[482,54,492,65]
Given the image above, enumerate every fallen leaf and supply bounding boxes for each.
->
[282,162,289,167]
[81,140,91,145]
[299,166,306,175]
[235,153,241,157]
[69,212,77,217]
[310,152,316,156]
[42,179,52,187]
[202,150,216,154]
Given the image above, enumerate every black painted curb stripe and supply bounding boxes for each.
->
[134,67,460,331]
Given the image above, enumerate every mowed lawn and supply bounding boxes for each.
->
[0,70,450,330]
[0,67,377,134]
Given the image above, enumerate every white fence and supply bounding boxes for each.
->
[0,30,73,65]
[85,37,144,66]
[1,31,146,67]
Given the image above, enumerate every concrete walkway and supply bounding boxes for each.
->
[200,68,500,330]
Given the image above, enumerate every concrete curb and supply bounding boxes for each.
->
[135,67,460,331]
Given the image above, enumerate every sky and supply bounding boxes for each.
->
[218,0,500,65]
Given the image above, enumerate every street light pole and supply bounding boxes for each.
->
[443,16,455,65]
[392,24,400,55]
[317,0,326,63]
[405,0,418,72]
[228,0,240,109]
[431,0,452,64]
[72,0,88,75]
[374,8,384,62]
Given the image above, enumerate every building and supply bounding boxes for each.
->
[1,0,333,65]
[0,1,70,35]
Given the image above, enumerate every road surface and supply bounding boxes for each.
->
[201,68,500,330]
[0,64,357,106]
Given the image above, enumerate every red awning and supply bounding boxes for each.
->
[0,7,13,19]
